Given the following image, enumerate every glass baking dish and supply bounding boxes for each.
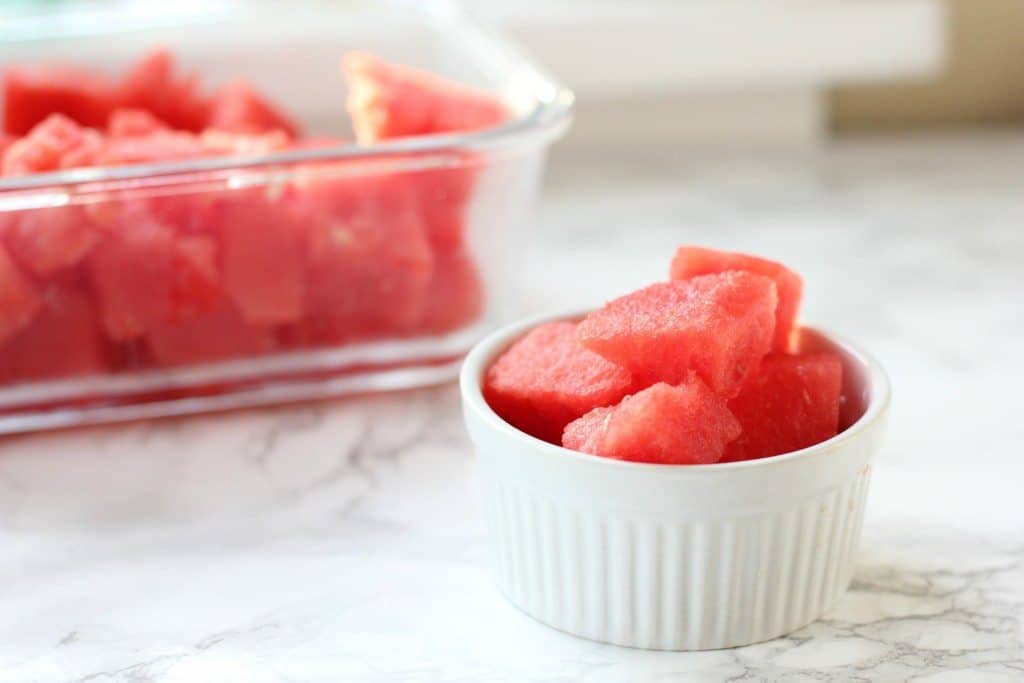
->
[0,0,572,433]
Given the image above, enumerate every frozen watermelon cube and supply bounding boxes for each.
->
[0,284,108,383]
[723,352,843,462]
[417,247,484,334]
[215,187,306,325]
[299,167,434,340]
[117,49,209,133]
[342,52,509,143]
[670,246,803,352]
[577,273,777,397]
[3,64,117,135]
[0,243,42,344]
[562,380,741,465]
[484,321,636,443]
[146,302,275,367]
[2,114,104,175]
[5,205,99,276]
[107,108,170,137]
[206,81,299,138]
[86,206,176,340]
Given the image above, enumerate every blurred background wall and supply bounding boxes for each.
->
[833,0,1024,131]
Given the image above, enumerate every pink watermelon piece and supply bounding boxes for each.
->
[0,133,15,157]
[107,108,170,137]
[116,49,209,133]
[0,243,42,344]
[4,204,100,276]
[146,302,275,367]
[205,81,299,138]
[577,273,777,397]
[400,157,479,249]
[2,114,104,175]
[723,352,843,462]
[169,235,222,321]
[297,166,434,341]
[215,187,306,325]
[86,206,176,340]
[484,321,637,444]
[97,130,209,165]
[670,246,803,352]
[0,284,108,383]
[562,380,741,465]
[417,247,483,334]
[341,52,509,143]
[3,64,117,136]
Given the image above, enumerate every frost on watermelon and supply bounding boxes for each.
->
[0,243,42,344]
[670,246,803,352]
[2,114,104,175]
[4,204,99,276]
[296,166,434,342]
[0,284,108,383]
[577,273,777,397]
[3,64,117,135]
[86,206,176,340]
[417,247,483,334]
[117,49,209,132]
[206,81,299,138]
[215,187,306,325]
[562,380,741,465]
[484,321,636,444]
[723,352,843,462]
[147,303,275,367]
[342,52,509,143]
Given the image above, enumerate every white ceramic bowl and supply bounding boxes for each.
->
[460,310,891,650]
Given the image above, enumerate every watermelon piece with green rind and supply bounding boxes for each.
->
[723,352,843,462]
[484,321,636,444]
[577,273,777,397]
[562,380,741,465]
[670,246,803,352]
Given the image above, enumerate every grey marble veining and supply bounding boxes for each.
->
[0,133,1022,682]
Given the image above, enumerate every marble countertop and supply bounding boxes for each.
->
[1,133,1022,682]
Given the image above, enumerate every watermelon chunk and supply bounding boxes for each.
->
[0,284,108,383]
[577,273,777,397]
[3,64,117,135]
[169,235,222,321]
[147,303,275,367]
[342,52,508,143]
[117,49,209,132]
[297,167,434,341]
[484,321,636,443]
[107,108,170,137]
[0,243,42,344]
[86,206,175,340]
[2,114,104,175]
[562,380,741,465]
[97,130,208,165]
[215,187,306,325]
[401,157,478,249]
[670,246,803,352]
[206,81,299,138]
[5,204,100,276]
[723,352,843,462]
[417,247,483,334]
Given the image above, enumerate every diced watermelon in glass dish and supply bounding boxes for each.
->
[0,283,109,383]
[3,64,117,135]
[0,242,42,344]
[1,114,105,175]
[206,81,300,138]
[4,204,100,276]
[417,246,484,335]
[342,51,509,143]
[147,303,276,368]
[116,49,209,133]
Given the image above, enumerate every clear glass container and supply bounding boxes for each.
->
[0,0,573,433]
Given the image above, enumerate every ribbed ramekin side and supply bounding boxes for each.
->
[480,466,872,650]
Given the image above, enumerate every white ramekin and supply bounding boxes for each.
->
[460,310,891,650]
